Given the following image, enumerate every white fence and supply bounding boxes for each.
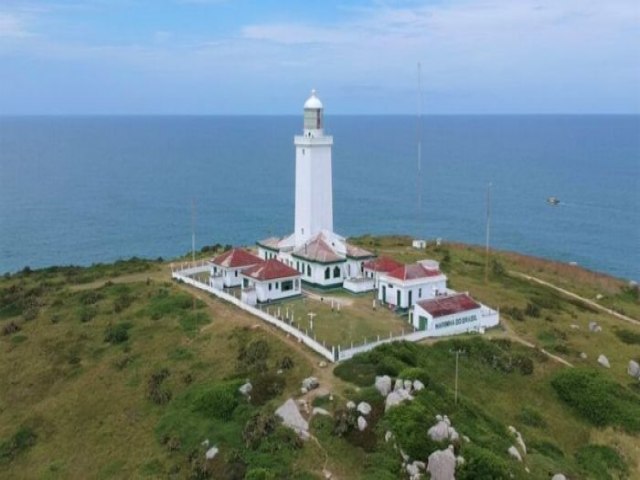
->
[171,263,477,363]
[171,265,336,362]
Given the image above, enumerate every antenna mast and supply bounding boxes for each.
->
[416,62,423,236]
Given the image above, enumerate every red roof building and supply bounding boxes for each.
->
[416,293,481,318]
[386,263,442,281]
[363,256,403,273]
[211,248,262,268]
[242,259,301,281]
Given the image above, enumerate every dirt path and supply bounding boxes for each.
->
[492,322,575,367]
[511,271,640,326]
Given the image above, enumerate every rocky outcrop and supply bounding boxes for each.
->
[427,445,456,480]
[551,475,567,480]
[597,354,610,368]
[205,446,218,460]
[385,388,413,411]
[357,401,372,416]
[275,398,309,440]
[238,382,252,396]
[375,375,392,397]
[589,321,602,332]
[428,416,459,442]
[628,360,640,379]
[508,445,523,462]
[301,376,319,392]
[357,416,368,431]
[508,425,527,456]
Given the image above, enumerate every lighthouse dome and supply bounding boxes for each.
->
[304,89,323,109]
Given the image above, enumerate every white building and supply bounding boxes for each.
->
[240,259,302,304]
[257,90,374,289]
[209,248,262,288]
[377,262,448,309]
[363,256,403,288]
[411,293,499,336]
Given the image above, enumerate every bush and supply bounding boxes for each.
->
[191,383,239,420]
[250,373,285,406]
[77,305,97,323]
[333,358,377,387]
[398,367,431,386]
[147,368,172,405]
[503,306,524,322]
[2,321,21,336]
[0,427,36,463]
[104,323,131,344]
[613,328,640,345]
[278,355,294,370]
[78,290,103,305]
[516,406,546,428]
[457,444,511,480]
[575,444,628,480]
[243,412,278,449]
[513,354,534,375]
[524,302,540,318]
[490,259,505,277]
[551,368,640,431]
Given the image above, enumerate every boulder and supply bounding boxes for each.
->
[589,321,602,332]
[413,380,425,391]
[406,462,420,476]
[375,375,392,397]
[404,379,413,390]
[238,382,252,396]
[318,361,327,368]
[275,398,309,440]
[394,378,403,391]
[384,431,394,443]
[357,401,372,416]
[413,460,426,470]
[427,445,456,480]
[551,475,567,480]
[385,389,413,411]
[357,416,368,431]
[322,469,333,479]
[346,401,356,410]
[428,417,458,442]
[597,354,610,368]
[205,446,218,460]
[508,445,522,462]
[302,376,319,391]
[580,352,588,359]
[312,407,330,416]
[456,456,465,466]
[628,360,640,379]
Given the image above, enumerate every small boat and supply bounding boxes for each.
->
[547,196,560,206]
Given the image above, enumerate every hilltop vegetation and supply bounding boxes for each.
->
[1,240,639,479]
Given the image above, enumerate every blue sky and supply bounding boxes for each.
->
[0,0,638,114]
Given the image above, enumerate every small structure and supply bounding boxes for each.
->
[209,248,262,288]
[240,259,301,304]
[412,239,427,249]
[412,292,499,335]
[377,261,448,309]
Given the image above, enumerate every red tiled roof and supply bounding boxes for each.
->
[386,263,442,281]
[242,259,300,281]
[416,293,481,318]
[211,248,262,268]
[363,256,403,273]
[293,235,343,263]
[346,243,374,259]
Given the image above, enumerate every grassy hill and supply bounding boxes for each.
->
[1,240,638,479]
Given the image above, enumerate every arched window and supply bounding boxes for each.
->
[324,267,330,280]
[307,265,311,277]
[333,266,340,278]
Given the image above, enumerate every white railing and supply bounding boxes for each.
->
[171,266,336,362]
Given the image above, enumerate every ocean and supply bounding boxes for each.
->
[1,115,638,280]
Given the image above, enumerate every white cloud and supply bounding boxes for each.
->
[0,12,33,38]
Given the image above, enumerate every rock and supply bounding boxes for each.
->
[346,401,356,410]
[413,460,426,470]
[462,435,470,443]
[456,456,465,466]
[275,398,309,440]
[238,382,252,396]
[375,375,392,397]
[312,407,330,416]
[394,378,403,391]
[597,354,610,368]
[205,446,218,460]
[508,445,522,462]
[435,414,443,421]
[399,449,410,462]
[318,361,327,368]
[406,462,420,476]
[357,401,372,416]
[589,321,602,332]
[357,416,368,431]
[201,439,209,447]
[300,387,308,395]
[384,431,394,443]
[628,360,640,378]
[322,468,332,479]
[570,324,580,329]
[302,376,319,391]
[404,379,413,390]
[413,379,425,391]
[426,445,456,480]
[385,389,413,411]
[277,369,283,375]
[428,417,458,442]
[551,475,567,480]
[508,426,527,455]
[580,352,588,359]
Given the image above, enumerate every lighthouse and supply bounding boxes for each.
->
[293,89,334,247]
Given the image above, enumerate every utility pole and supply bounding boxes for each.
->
[484,182,492,283]
[191,199,196,264]
[416,62,424,237]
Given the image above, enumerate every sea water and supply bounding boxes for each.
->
[1,115,638,280]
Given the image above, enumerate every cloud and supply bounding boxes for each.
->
[0,12,34,38]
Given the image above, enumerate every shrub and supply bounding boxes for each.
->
[513,354,534,375]
[245,468,275,480]
[0,427,37,463]
[516,406,546,428]
[78,290,103,305]
[575,444,628,480]
[191,383,239,420]
[613,328,640,345]
[398,367,430,387]
[2,321,21,336]
[333,407,358,437]
[104,323,131,344]
[77,305,98,323]
[22,307,38,321]
[457,444,511,480]
[333,358,377,387]
[503,306,524,321]
[147,368,172,405]
[384,403,440,459]
[524,302,540,318]
[490,259,505,277]
[239,339,271,372]
[551,368,640,431]
[278,355,294,370]
[250,373,285,406]
[243,412,278,449]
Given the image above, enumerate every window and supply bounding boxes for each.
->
[235,271,238,277]
[294,279,299,289]
[282,280,293,291]
[243,278,249,288]
[276,282,279,289]
[296,261,300,271]
[268,283,272,291]
[419,288,422,298]
[324,267,330,280]
[307,265,311,277]
[333,266,340,278]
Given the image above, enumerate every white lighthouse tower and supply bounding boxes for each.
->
[293,89,334,247]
